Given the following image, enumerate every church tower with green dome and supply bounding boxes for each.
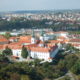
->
[31,29,36,44]
[40,29,45,42]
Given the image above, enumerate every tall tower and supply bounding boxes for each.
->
[31,30,36,44]
[40,29,44,42]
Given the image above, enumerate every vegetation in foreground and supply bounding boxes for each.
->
[0,47,80,80]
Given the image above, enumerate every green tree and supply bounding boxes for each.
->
[0,55,9,62]
[65,54,78,69]
[66,44,74,51]
[21,75,31,80]
[4,32,11,39]
[57,59,67,71]
[77,75,80,80]
[59,76,71,80]
[10,73,21,80]
[71,59,80,74]
[2,46,13,56]
[21,46,28,58]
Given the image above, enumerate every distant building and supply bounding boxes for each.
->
[0,35,9,45]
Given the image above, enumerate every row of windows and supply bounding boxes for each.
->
[32,53,49,58]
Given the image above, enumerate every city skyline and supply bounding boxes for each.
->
[0,0,80,12]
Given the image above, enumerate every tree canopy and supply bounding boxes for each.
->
[2,47,13,56]
[21,46,28,58]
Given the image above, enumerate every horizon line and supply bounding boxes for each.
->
[0,8,80,13]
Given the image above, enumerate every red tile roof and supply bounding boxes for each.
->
[70,39,80,42]
[0,35,5,38]
[57,36,67,40]
[9,37,19,40]
[0,38,9,43]
[30,46,57,53]
[0,45,4,49]
[49,40,60,44]
[19,36,32,43]
[72,43,80,47]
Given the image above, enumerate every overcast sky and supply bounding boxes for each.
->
[0,0,80,12]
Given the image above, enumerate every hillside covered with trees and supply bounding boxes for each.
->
[0,18,80,31]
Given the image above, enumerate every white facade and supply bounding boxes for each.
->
[74,46,80,49]
[12,49,22,57]
[0,32,6,35]
[40,36,44,42]
[55,32,68,37]
[31,37,36,44]
[43,34,55,41]
[60,33,68,37]
[40,34,54,41]
[30,51,49,60]
[38,43,44,47]
[30,47,59,61]
[11,46,59,62]
[10,32,21,36]
[9,39,18,42]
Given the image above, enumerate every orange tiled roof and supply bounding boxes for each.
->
[19,36,31,41]
[30,47,50,53]
[70,39,80,42]
[47,43,55,48]
[9,42,22,46]
[3,44,22,50]
[49,40,60,43]
[0,35,5,38]
[24,44,38,50]
[72,43,80,47]
[10,46,22,50]
[9,37,19,40]
[57,36,66,40]
[19,36,31,43]
[30,46,57,53]
[37,40,44,44]
[3,42,22,50]
[19,40,31,44]
[0,38,9,42]
[0,45,4,49]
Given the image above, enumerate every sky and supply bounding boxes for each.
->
[0,0,80,12]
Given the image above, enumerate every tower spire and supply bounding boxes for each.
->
[40,29,45,41]
[40,29,44,36]
[32,29,35,37]
[31,29,36,44]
